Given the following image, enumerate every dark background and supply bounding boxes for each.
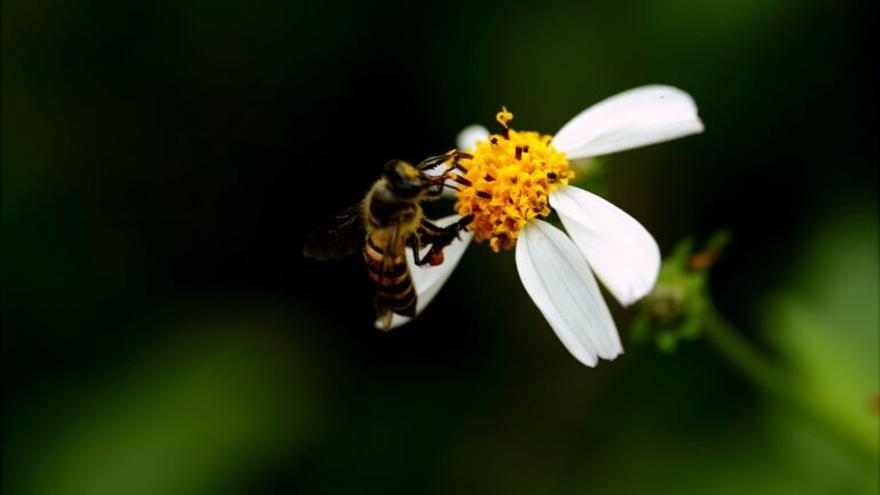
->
[3,0,878,493]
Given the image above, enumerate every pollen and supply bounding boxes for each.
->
[454,109,573,251]
[496,106,513,127]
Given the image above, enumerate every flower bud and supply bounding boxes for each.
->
[630,231,730,352]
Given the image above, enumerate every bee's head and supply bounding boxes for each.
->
[382,160,426,198]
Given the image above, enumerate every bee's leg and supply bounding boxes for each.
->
[417,149,471,171]
[421,215,473,237]
[435,151,472,175]
[419,151,473,184]
[409,230,447,267]
[424,181,463,198]
[421,150,475,198]
[424,182,446,198]
[407,235,428,266]
[415,215,474,265]
[417,153,451,170]
[425,170,473,198]
[447,151,472,174]
[419,219,446,234]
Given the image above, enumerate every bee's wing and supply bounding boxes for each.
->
[303,201,366,260]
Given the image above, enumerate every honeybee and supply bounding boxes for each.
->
[303,151,473,330]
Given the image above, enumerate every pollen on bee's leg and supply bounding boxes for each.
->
[428,250,444,266]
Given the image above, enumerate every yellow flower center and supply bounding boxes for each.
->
[454,108,573,251]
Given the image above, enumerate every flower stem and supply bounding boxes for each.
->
[700,302,789,394]
[700,301,876,464]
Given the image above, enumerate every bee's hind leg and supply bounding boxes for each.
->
[407,235,427,266]
[407,234,441,267]
[414,216,474,266]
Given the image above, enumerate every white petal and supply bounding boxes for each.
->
[515,219,623,366]
[550,185,660,306]
[551,85,704,159]
[456,125,490,151]
[376,215,473,329]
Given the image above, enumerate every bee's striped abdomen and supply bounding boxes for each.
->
[364,235,417,318]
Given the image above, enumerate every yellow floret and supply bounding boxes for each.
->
[455,109,573,251]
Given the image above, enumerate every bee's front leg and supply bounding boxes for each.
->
[422,150,474,198]
[417,149,472,172]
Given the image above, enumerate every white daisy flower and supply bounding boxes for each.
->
[382,85,703,367]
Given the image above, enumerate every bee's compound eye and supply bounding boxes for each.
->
[382,160,404,178]
[382,160,423,197]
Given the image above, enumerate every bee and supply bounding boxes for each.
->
[303,150,473,330]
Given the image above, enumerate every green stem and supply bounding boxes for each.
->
[701,302,791,396]
[700,302,876,464]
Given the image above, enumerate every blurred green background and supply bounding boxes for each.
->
[3,0,878,493]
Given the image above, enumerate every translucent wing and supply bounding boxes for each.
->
[303,201,366,260]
